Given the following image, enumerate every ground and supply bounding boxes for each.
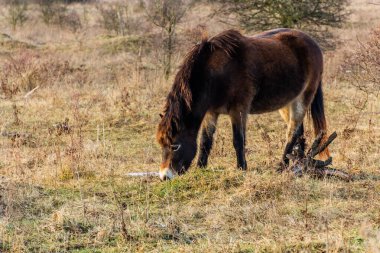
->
[0,0,379,252]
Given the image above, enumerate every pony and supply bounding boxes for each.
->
[156,28,328,180]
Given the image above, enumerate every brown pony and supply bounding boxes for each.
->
[156,28,329,180]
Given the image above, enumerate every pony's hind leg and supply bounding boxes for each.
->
[230,110,248,170]
[283,123,305,162]
[197,112,219,168]
[279,100,307,168]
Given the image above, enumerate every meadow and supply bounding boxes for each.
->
[0,0,379,252]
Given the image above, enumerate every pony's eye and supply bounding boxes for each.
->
[171,144,181,152]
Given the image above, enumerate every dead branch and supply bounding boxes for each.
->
[286,129,351,181]
[310,132,337,157]
[1,131,31,139]
[49,118,71,136]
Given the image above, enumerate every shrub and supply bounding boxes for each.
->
[342,27,380,98]
[97,3,130,36]
[59,9,82,32]
[38,0,82,32]
[0,52,85,99]
[39,0,56,24]
[215,0,349,49]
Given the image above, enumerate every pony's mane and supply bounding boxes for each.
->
[158,30,244,144]
[209,29,244,57]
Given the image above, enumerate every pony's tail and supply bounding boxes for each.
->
[310,81,330,159]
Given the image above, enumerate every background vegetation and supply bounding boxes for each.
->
[215,0,349,48]
[0,0,379,252]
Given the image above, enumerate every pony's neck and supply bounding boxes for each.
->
[183,84,210,136]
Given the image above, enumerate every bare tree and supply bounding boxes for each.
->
[215,0,349,49]
[5,0,28,30]
[145,0,194,79]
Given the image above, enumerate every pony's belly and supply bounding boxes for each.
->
[250,102,288,114]
[212,94,296,115]
[249,75,306,114]
[250,90,300,114]
[214,106,229,114]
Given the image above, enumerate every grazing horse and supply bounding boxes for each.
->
[156,28,329,180]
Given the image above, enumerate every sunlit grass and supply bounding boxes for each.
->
[1,0,380,252]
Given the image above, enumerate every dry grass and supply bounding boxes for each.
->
[0,0,380,252]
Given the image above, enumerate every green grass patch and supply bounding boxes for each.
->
[152,168,244,201]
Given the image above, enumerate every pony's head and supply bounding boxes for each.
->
[155,38,212,180]
[156,119,197,180]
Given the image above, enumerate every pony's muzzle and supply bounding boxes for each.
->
[159,167,175,181]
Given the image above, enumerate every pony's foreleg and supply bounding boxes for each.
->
[197,112,219,168]
[230,111,247,170]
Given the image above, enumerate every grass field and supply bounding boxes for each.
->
[0,0,380,252]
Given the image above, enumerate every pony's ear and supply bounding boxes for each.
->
[159,113,163,119]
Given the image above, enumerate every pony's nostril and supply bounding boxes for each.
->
[161,175,168,181]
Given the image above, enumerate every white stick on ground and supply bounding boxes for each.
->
[126,172,160,177]
[24,86,40,99]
